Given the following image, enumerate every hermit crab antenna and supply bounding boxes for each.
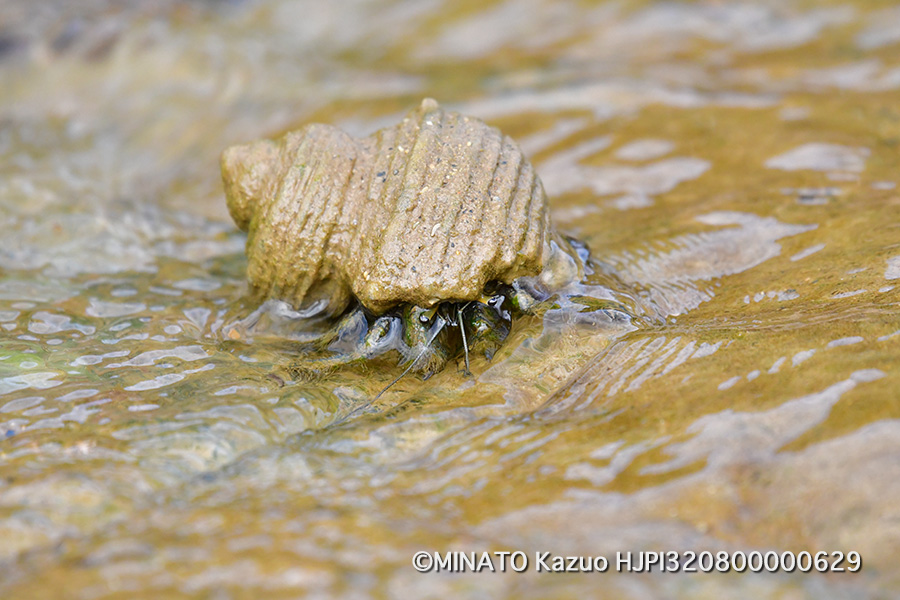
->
[372,315,447,404]
[333,315,448,426]
[458,302,472,376]
[371,314,448,401]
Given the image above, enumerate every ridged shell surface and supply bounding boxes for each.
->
[221,98,551,315]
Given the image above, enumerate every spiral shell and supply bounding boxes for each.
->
[222,98,555,316]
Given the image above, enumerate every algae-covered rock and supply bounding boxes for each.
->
[221,98,562,316]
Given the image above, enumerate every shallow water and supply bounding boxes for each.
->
[1,0,900,598]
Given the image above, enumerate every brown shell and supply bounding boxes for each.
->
[221,98,552,315]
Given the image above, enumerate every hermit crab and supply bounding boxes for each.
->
[222,99,589,390]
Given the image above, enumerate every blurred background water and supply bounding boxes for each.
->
[1,0,899,597]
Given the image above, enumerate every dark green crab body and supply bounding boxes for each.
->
[221,99,586,384]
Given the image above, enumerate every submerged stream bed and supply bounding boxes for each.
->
[1,0,899,597]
